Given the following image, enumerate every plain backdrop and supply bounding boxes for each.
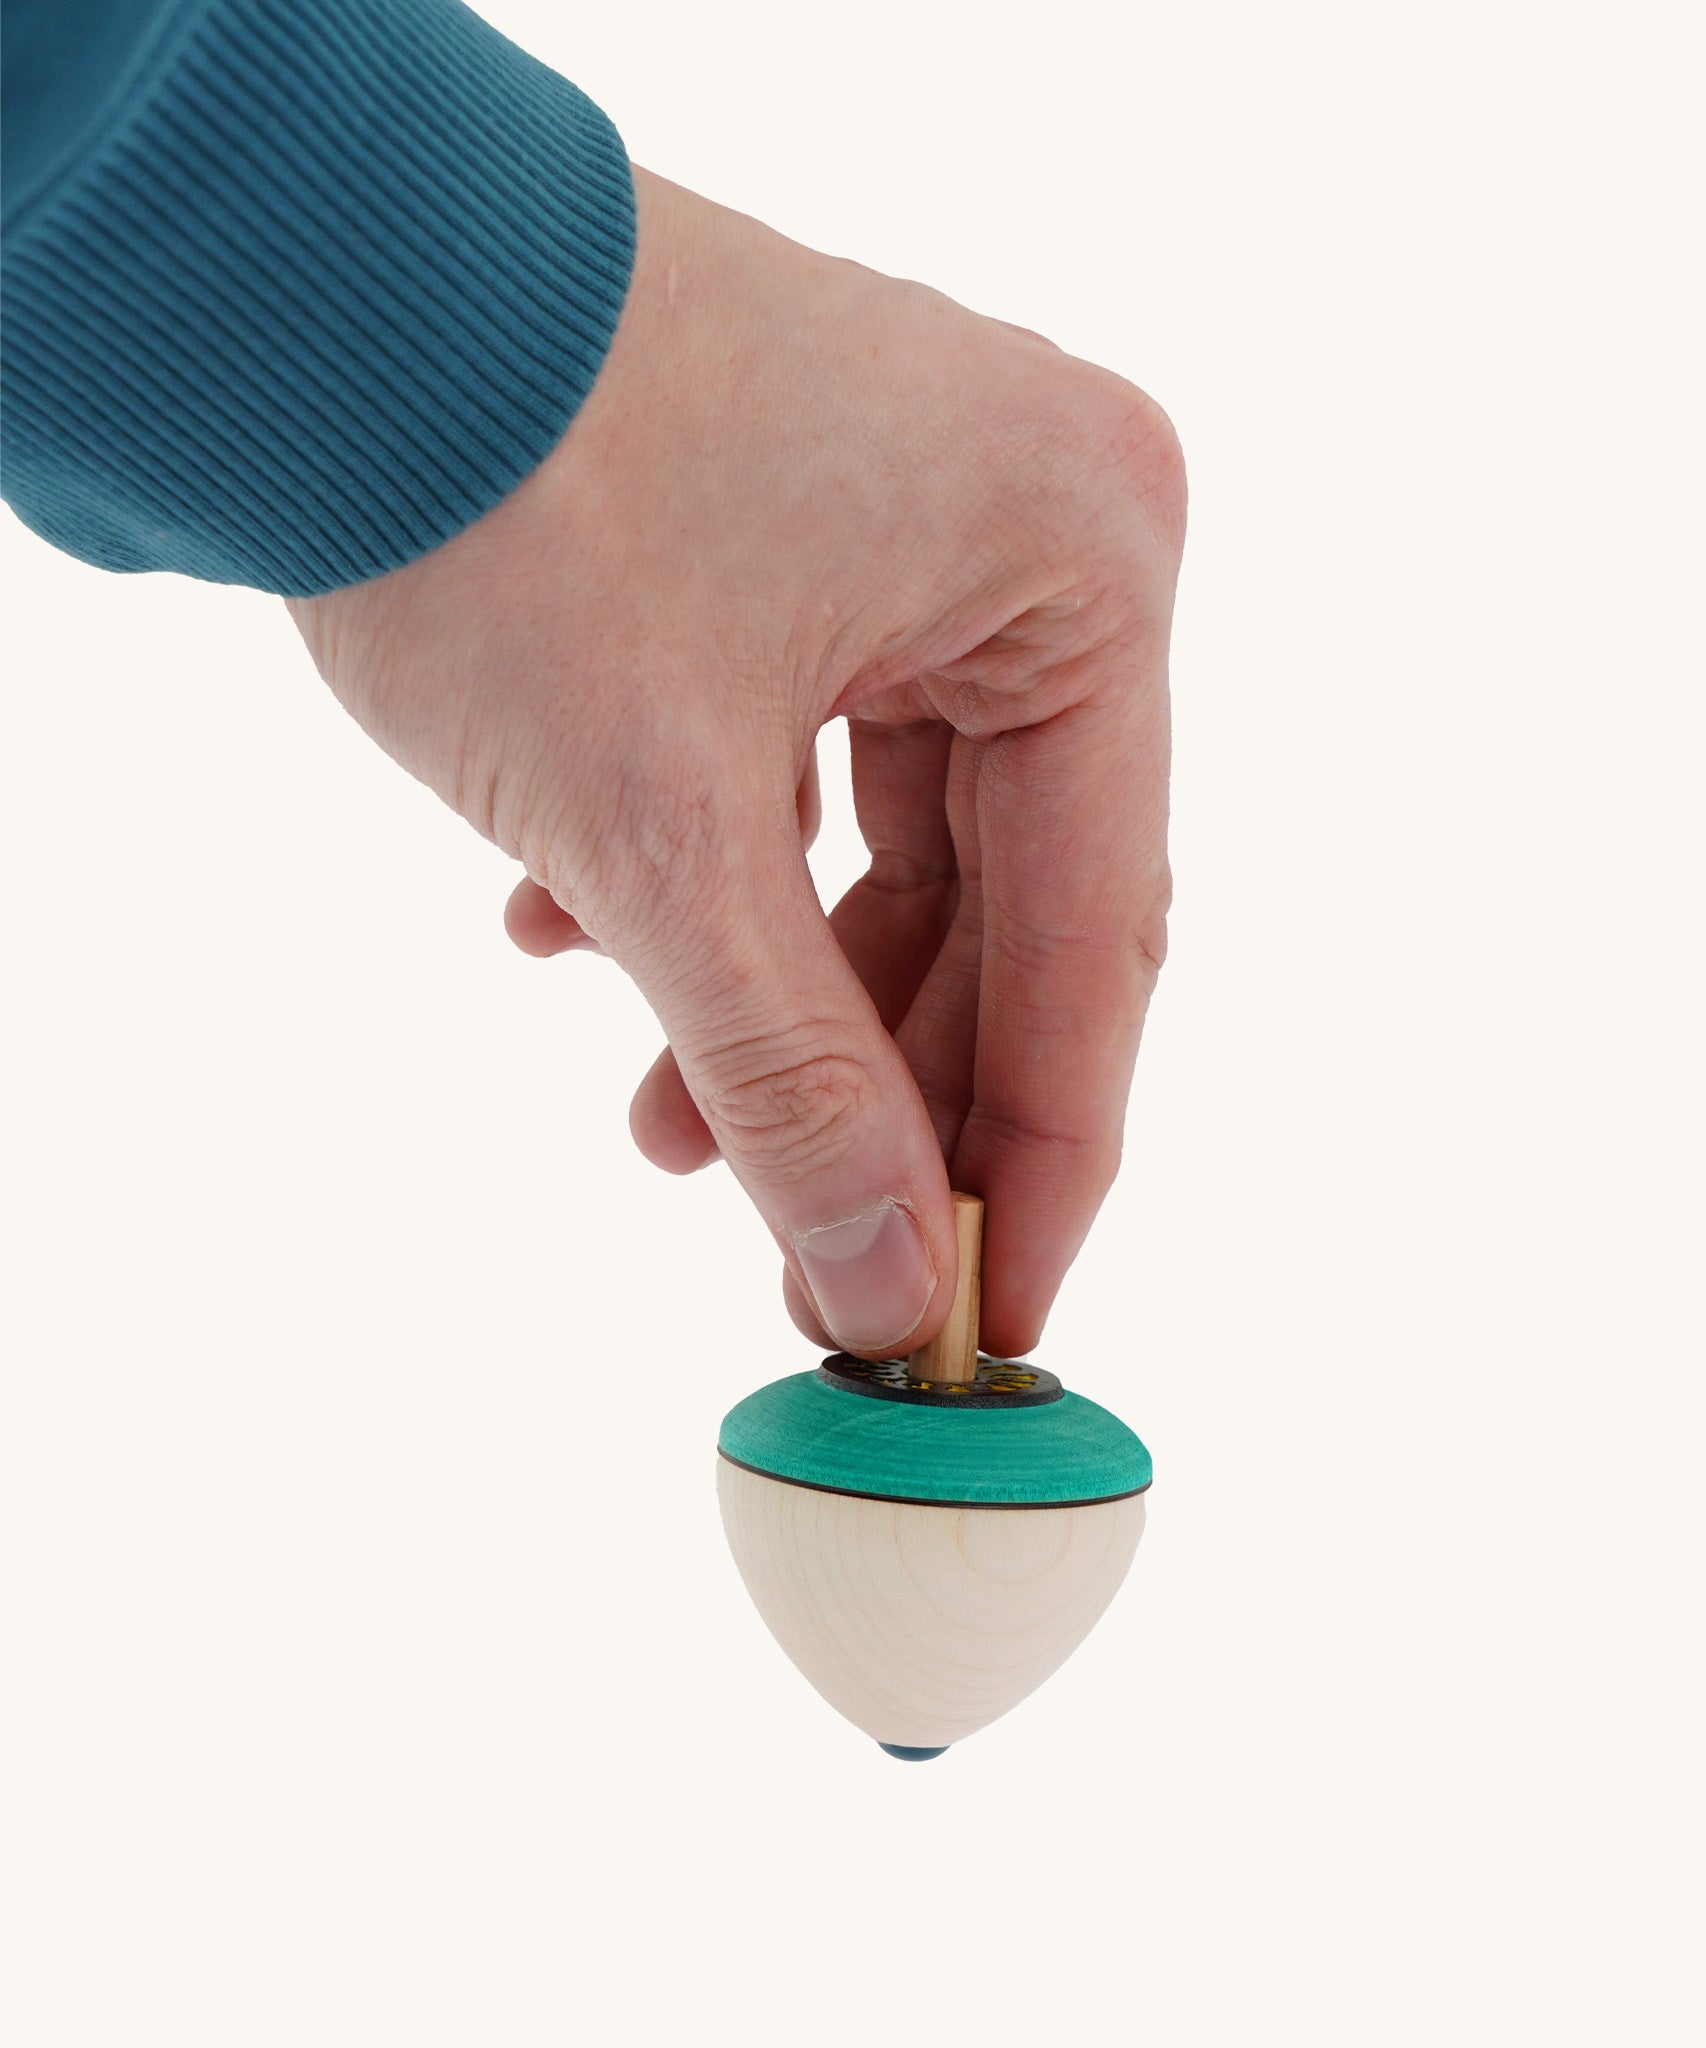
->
[3,1,1702,2042]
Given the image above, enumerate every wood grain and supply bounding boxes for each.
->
[908,1191,983,1384]
[717,1459,1145,1749]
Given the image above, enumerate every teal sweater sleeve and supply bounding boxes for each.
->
[0,0,636,595]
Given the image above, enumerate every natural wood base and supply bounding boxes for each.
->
[716,1460,1146,1750]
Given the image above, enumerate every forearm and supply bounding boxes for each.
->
[0,0,635,595]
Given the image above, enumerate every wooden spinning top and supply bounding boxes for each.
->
[717,1195,1151,1759]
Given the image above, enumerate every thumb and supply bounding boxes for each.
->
[616,807,955,1360]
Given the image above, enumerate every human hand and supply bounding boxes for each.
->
[287,168,1184,1361]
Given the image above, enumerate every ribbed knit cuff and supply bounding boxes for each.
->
[1,0,636,594]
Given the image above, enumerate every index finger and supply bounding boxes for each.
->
[951,649,1171,1356]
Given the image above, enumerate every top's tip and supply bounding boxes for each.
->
[878,1742,950,1762]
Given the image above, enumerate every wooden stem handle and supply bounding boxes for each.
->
[907,1193,984,1384]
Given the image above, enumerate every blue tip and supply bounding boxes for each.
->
[879,1742,949,1762]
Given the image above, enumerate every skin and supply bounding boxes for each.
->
[288,167,1185,1362]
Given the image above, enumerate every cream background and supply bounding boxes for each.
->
[3,1,1701,2041]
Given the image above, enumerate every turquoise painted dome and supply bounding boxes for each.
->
[718,1368,1151,1508]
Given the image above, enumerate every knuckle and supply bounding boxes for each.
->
[968,1101,1124,1200]
[1063,369,1189,562]
[1080,1128,1125,1202]
[701,1032,869,1185]
[1133,865,1173,981]
[1113,388,1188,531]
[978,837,1171,992]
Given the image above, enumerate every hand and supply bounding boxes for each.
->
[287,168,1185,1361]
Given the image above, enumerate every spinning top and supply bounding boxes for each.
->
[717,1194,1151,1759]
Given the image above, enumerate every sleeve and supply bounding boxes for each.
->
[0,0,636,596]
